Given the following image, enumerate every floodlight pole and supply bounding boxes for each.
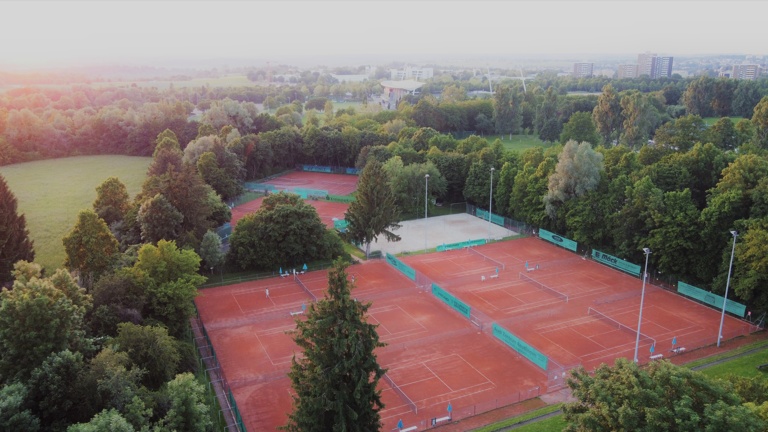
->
[634,247,651,363]
[424,174,429,253]
[718,230,738,347]
[488,167,494,241]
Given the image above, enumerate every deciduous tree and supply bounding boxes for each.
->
[283,259,386,432]
[564,358,765,431]
[544,140,603,219]
[93,177,131,227]
[0,262,91,383]
[63,209,119,288]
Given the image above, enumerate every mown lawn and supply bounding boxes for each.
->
[483,134,551,153]
[702,116,746,126]
[0,155,150,272]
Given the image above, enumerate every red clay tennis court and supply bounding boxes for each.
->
[196,260,545,431]
[230,196,349,229]
[262,170,358,196]
[402,238,757,372]
[195,236,758,431]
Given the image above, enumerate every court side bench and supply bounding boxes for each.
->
[430,415,451,427]
[489,274,499,279]
[650,354,664,360]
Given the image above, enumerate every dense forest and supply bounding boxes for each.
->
[2,71,768,429]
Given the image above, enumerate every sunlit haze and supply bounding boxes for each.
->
[2,0,767,69]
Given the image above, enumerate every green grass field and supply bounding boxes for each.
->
[0,155,150,272]
[484,134,550,153]
[703,116,746,126]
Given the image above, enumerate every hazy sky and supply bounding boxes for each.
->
[2,0,766,69]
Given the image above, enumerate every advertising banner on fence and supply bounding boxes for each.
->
[678,281,747,317]
[492,324,548,370]
[591,249,641,276]
[431,283,471,319]
[538,229,578,252]
[385,253,416,281]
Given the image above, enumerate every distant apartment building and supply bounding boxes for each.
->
[631,52,674,78]
[731,64,762,80]
[617,64,639,79]
[637,52,656,77]
[572,62,594,78]
[390,66,434,81]
[654,56,674,78]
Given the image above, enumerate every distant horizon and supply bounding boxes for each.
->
[2,0,767,71]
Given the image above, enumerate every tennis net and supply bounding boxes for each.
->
[518,272,568,302]
[469,247,505,270]
[294,275,318,302]
[382,373,417,414]
[588,307,656,345]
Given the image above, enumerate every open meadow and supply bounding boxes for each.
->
[0,155,150,271]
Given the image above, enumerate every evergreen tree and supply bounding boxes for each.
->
[283,259,386,432]
[0,174,35,286]
[344,160,401,258]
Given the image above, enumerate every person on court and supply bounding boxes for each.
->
[266,288,270,298]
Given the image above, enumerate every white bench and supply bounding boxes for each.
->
[671,347,686,354]
[289,311,304,316]
[280,273,289,278]
[430,415,451,426]
[650,354,664,360]
[490,274,499,279]
[401,427,418,432]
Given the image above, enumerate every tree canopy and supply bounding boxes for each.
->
[564,358,766,432]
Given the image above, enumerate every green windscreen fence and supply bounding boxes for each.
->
[492,323,549,370]
[475,208,505,226]
[244,182,276,192]
[385,253,416,281]
[538,229,578,252]
[436,238,486,252]
[431,283,471,319]
[678,281,746,317]
[591,249,641,276]
[293,187,328,199]
[333,219,349,232]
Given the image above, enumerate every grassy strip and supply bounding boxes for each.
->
[699,345,768,379]
[473,404,563,432]
[684,339,768,369]
[512,414,568,432]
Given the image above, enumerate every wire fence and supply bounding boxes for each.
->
[191,307,246,432]
[382,373,418,414]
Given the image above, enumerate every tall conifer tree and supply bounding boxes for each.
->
[283,259,385,432]
[0,174,35,285]
[344,160,401,258]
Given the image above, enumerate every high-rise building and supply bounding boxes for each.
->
[654,56,674,78]
[617,64,639,79]
[637,52,656,77]
[732,64,762,80]
[572,62,594,78]
[635,52,674,78]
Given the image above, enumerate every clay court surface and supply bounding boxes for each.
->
[230,196,349,229]
[231,170,355,228]
[195,237,755,431]
[260,170,358,196]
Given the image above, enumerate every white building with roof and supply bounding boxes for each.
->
[379,80,425,109]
